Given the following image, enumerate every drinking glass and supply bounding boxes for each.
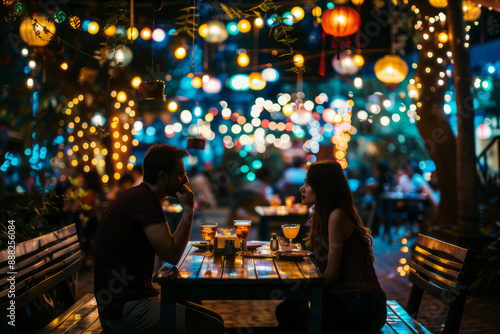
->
[281,224,300,249]
[200,223,218,257]
[233,220,252,255]
[269,194,282,209]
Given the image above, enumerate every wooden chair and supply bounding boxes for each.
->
[405,234,475,334]
[0,223,105,333]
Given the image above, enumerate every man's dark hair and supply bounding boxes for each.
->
[131,165,143,175]
[143,144,188,183]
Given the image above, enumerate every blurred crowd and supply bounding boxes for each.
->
[1,150,441,268]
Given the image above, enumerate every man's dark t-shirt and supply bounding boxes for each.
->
[94,182,165,320]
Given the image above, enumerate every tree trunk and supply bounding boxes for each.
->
[413,1,458,227]
[447,0,479,233]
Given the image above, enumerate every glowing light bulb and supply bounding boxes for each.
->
[237,53,250,67]
[293,54,304,66]
[175,46,187,59]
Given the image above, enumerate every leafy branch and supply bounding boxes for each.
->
[201,0,280,19]
[101,0,130,62]
[174,7,199,37]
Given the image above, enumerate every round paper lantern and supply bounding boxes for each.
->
[290,108,312,125]
[476,124,492,140]
[237,52,250,67]
[249,72,266,90]
[463,1,481,21]
[104,25,117,36]
[262,67,279,82]
[354,54,364,67]
[229,74,249,91]
[374,55,408,86]
[237,19,251,33]
[321,7,361,37]
[204,20,228,43]
[20,13,56,47]
[107,45,133,67]
[322,108,336,123]
[351,0,364,5]
[191,76,203,89]
[291,7,305,21]
[429,0,447,8]
[69,16,81,30]
[332,53,359,75]
[202,77,222,94]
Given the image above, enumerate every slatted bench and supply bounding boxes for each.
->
[0,223,104,333]
[381,234,475,334]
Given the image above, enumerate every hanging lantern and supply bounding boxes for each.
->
[262,68,279,82]
[291,7,305,21]
[374,55,408,87]
[138,80,164,99]
[202,77,222,94]
[290,108,312,125]
[249,72,266,90]
[351,0,365,5]
[321,6,361,37]
[293,54,305,66]
[353,54,364,67]
[332,52,359,75]
[198,23,208,37]
[438,31,448,43]
[69,16,81,30]
[237,52,250,67]
[106,45,133,67]
[322,108,336,123]
[237,19,251,33]
[19,13,56,47]
[229,74,249,91]
[463,1,481,21]
[104,25,117,36]
[429,0,447,8]
[191,76,203,89]
[204,20,228,43]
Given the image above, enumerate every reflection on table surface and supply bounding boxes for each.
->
[153,243,324,334]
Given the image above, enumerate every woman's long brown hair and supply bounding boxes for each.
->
[304,160,375,262]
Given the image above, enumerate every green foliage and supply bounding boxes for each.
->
[0,190,67,248]
[101,0,130,63]
[174,7,199,38]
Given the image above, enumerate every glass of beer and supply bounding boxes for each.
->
[233,220,252,255]
[281,224,300,249]
[200,222,218,257]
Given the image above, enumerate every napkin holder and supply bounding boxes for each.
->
[214,235,241,254]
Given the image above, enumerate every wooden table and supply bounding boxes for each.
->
[380,192,427,243]
[254,206,309,241]
[153,243,324,334]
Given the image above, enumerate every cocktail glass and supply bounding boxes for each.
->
[233,220,252,255]
[281,224,300,249]
[200,223,218,257]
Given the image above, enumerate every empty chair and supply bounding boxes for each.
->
[406,234,475,334]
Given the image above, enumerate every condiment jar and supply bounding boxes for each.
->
[270,233,279,251]
[225,239,236,256]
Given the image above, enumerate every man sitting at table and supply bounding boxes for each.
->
[94,144,225,334]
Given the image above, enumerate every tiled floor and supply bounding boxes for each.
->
[78,207,500,333]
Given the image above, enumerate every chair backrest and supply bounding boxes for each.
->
[0,224,81,312]
[407,234,475,334]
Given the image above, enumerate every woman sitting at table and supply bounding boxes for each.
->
[275,160,387,334]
